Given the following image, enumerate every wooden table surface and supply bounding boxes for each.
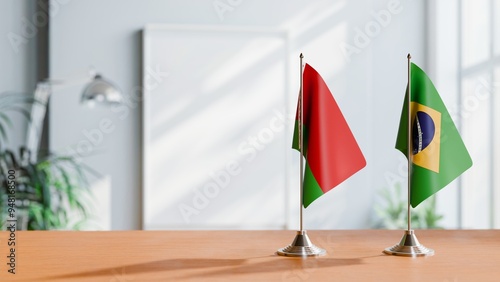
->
[0,230,499,281]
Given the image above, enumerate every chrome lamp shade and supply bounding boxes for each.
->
[81,74,122,106]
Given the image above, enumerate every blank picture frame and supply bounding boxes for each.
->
[142,24,291,229]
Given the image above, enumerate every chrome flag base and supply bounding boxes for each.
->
[277,230,326,257]
[383,230,434,257]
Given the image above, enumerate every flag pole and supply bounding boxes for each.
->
[277,53,326,257]
[407,53,412,233]
[383,53,434,257]
[299,52,304,232]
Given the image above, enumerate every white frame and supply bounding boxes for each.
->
[142,24,291,229]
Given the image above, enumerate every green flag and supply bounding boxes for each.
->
[395,63,472,208]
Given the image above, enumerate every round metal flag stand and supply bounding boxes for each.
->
[277,230,326,257]
[383,230,434,257]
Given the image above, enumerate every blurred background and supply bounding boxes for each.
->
[0,0,498,230]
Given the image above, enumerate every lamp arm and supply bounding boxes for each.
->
[43,67,96,90]
[44,77,93,90]
[25,82,51,162]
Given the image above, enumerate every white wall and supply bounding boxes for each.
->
[0,0,37,149]
[49,0,426,230]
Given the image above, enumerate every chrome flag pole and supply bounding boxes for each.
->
[277,53,326,257]
[383,54,434,257]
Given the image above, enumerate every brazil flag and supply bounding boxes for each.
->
[395,63,472,208]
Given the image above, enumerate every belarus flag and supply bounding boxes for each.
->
[293,63,366,208]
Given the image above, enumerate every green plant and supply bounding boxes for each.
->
[373,182,444,229]
[0,92,95,230]
[0,148,96,230]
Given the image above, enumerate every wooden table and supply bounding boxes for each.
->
[0,230,499,281]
